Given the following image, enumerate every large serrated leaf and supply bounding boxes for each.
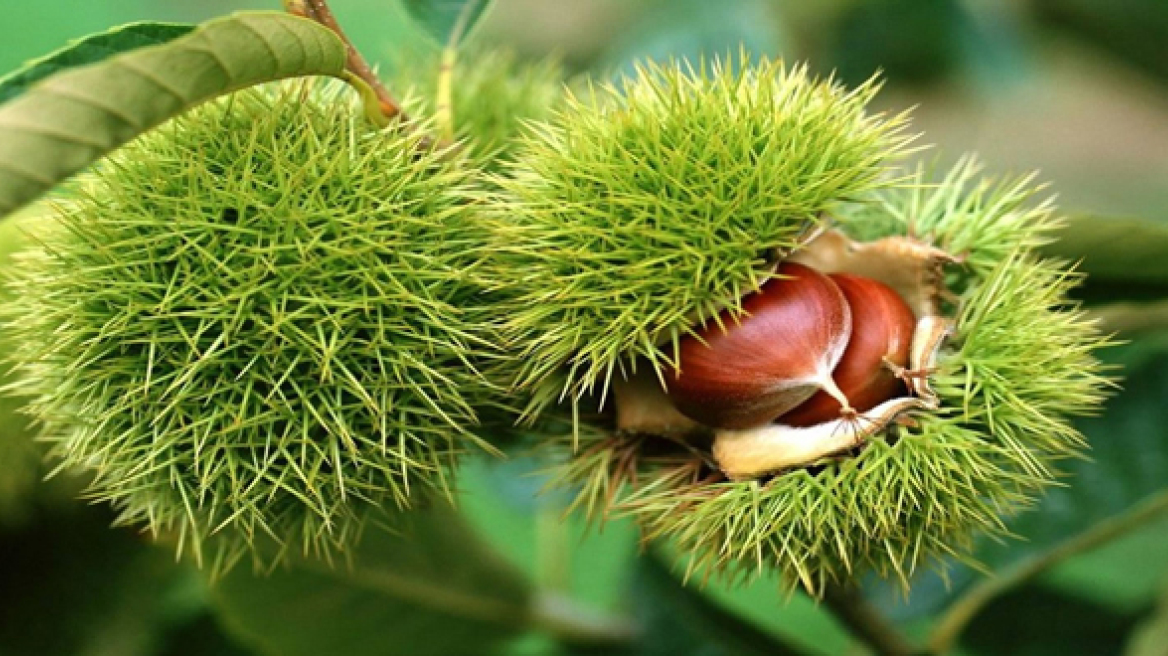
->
[0,22,195,106]
[209,503,533,656]
[0,11,348,220]
[403,0,492,46]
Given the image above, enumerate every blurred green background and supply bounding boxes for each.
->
[4,1,1168,655]
[7,0,1168,219]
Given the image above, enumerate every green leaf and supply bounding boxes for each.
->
[403,0,492,46]
[571,554,803,656]
[1044,515,1168,614]
[0,22,195,106]
[0,11,348,220]
[1041,215,1168,301]
[1127,582,1168,656]
[210,503,534,656]
[960,585,1143,656]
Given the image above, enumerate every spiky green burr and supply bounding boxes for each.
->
[490,57,914,415]
[0,81,506,569]
[553,160,1113,593]
[493,54,1111,593]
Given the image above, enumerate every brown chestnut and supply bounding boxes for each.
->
[778,273,916,427]
[665,262,854,430]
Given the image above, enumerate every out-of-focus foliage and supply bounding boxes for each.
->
[0,213,44,525]
[2,1,1168,655]
[211,504,533,656]
[1034,0,1168,84]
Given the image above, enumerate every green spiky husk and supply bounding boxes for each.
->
[489,57,914,416]
[0,213,44,523]
[547,159,1113,594]
[0,81,508,570]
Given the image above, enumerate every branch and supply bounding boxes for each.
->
[929,488,1168,653]
[283,0,405,123]
[530,591,641,647]
[822,583,919,656]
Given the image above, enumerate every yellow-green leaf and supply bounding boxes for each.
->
[0,11,347,219]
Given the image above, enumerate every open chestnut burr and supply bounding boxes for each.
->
[616,229,956,480]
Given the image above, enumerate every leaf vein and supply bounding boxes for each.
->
[0,158,56,186]
[33,85,142,130]
[111,58,189,103]
[236,18,284,72]
[0,119,111,149]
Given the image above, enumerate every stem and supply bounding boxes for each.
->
[435,47,458,141]
[283,0,406,123]
[822,583,919,656]
[435,0,484,141]
[929,488,1168,654]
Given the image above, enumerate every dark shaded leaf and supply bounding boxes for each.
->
[1034,0,1168,84]
[571,554,802,656]
[402,0,492,46]
[0,22,194,106]
[962,584,1143,656]
[0,500,208,656]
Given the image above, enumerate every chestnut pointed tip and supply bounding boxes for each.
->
[812,368,853,414]
[777,272,916,428]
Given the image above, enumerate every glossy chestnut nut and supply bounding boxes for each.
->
[665,262,854,430]
[779,273,916,427]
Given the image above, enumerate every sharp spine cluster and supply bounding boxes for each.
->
[509,57,1112,591]
[0,81,506,570]
[0,50,1116,595]
[488,56,915,418]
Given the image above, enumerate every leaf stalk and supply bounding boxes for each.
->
[283,0,405,124]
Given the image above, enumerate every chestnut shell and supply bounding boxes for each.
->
[780,273,915,427]
[665,262,852,430]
